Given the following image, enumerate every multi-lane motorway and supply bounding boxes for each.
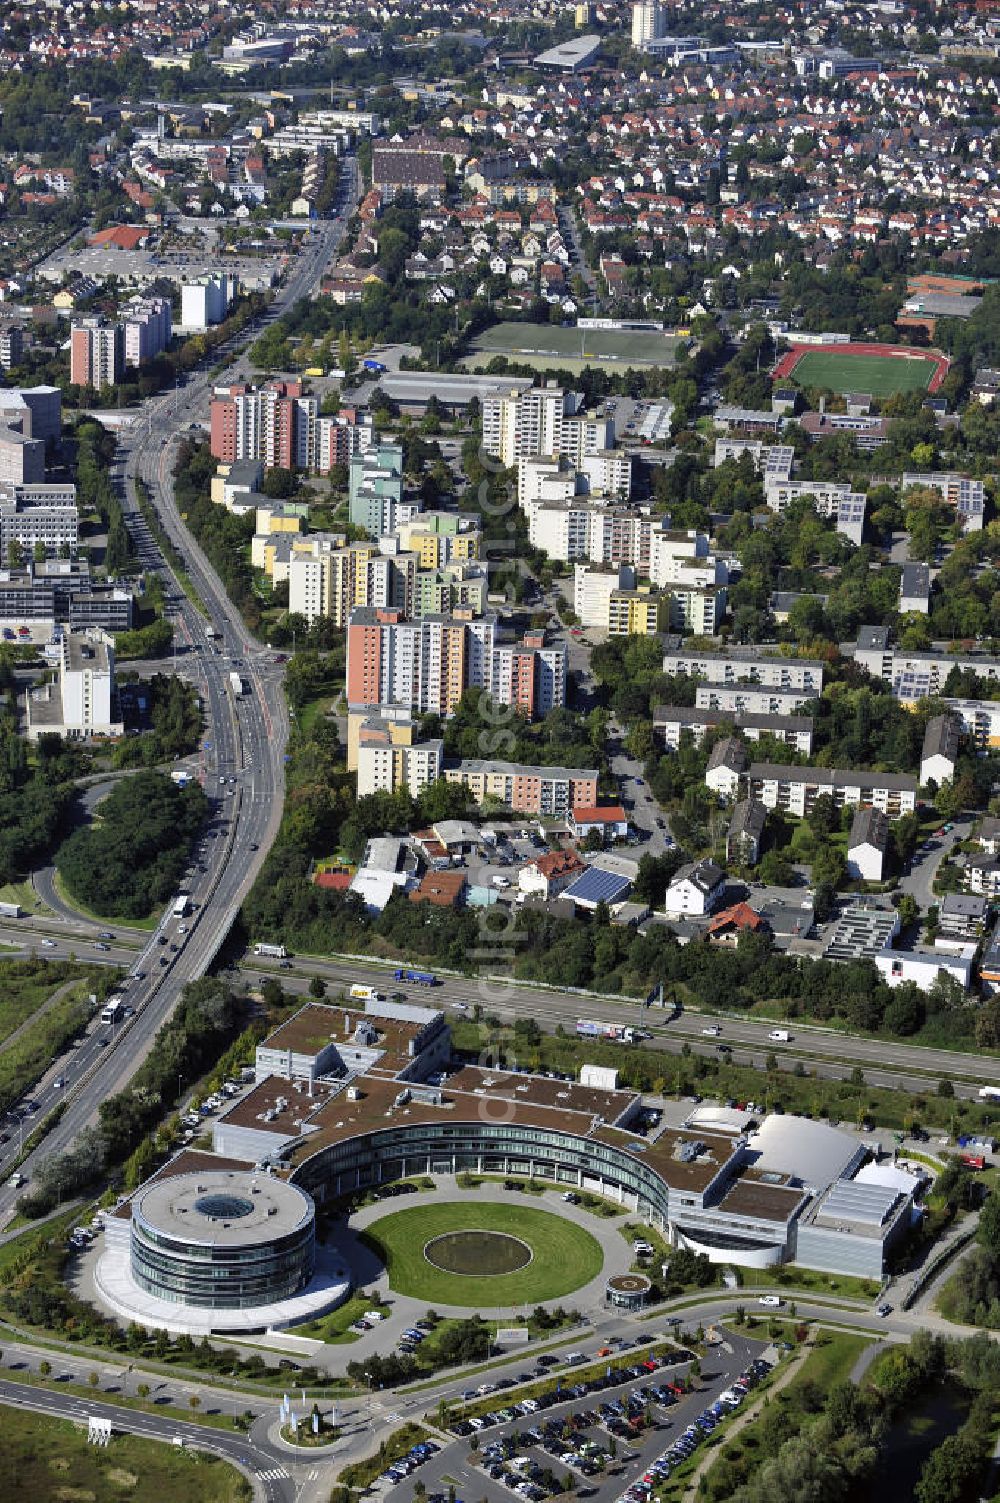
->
[246,954,1000,1102]
[0,177,357,1226]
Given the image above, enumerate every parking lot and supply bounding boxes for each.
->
[400,1334,772,1503]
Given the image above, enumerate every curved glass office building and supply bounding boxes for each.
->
[131,1169,315,1310]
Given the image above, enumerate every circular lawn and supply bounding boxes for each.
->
[361,1201,603,1305]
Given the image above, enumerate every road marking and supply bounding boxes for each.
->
[258,1468,290,1481]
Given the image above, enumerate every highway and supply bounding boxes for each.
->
[244,954,1000,1102]
[0,168,358,1223]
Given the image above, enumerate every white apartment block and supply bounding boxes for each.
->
[578,447,631,498]
[667,583,727,635]
[763,477,864,514]
[747,762,918,818]
[654,705,813,754]
[663,647,825,695]
[483,386,566,467]
[483,386,613,468]
[518,456,577,510]
[181,275,238,331]
[853,628,1000,701]
[713,439,795,477]
[122,296,172,367]
[574,562,635,626]
[648,528,715,588]
[356,738,444,797]
[901,472,985,532]
[695,683,813,715]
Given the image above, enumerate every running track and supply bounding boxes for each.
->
[772,341,950,393]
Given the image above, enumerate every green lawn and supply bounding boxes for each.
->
[791,350,935,395]
[0,1407,250,1503]
[0,880,51,916]
[468,320,680,370]
[733,1263,880,1301]
[361,1201,604,1305]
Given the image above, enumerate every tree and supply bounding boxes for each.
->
[87,1370,100,1389]
[137,1382,150,1404]
[977,1191,1000,1260]
[308,975,327,999]
[189,1394,201,1412]
[39,1360,51,1377]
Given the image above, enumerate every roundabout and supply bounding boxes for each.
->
[361,1201,604,1306]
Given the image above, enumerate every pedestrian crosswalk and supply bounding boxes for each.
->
[258,1468,290,1482]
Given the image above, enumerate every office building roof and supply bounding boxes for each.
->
[746,1115,862,1192]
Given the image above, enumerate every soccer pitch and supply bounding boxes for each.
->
[469,320,680,370]
[789,350,936,395]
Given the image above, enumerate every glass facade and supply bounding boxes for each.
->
[293,1120,674,1226]
[131,1205,315,1310]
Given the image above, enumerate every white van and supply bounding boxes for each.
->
[768,1029,790,1043]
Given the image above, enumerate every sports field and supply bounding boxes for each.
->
[773,340,949,396]
[789,350,935,395]
[467,320,680,371]
[361,1201,604,1305]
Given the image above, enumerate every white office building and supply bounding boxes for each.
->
[26,626,121,740]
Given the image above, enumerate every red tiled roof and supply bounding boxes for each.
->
[573,805,627,824]
[706,902,766,936]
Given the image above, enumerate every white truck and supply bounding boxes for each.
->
[229,670,246,697]
[768,1029,791,1043]
[253,942,287,959]
[350,984,381,1002]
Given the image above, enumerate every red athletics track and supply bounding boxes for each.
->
[772,341,950,394]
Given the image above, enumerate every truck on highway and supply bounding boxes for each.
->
[172,893,191,919]
[576,1019,636,1044]
[768,1029,791,1042]
[229,671,246,696]
[350,984,382,1002]
[394,968,438,986]
[980,1086,1000,1102]
[0,900,22,919]
[253,942,288,959]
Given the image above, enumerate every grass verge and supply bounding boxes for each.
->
[0,1405,251,1502]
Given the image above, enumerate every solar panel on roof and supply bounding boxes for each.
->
[562,866,632,906]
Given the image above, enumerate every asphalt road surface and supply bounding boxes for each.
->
[0,185,357,1225]
[244,955,1000,1101]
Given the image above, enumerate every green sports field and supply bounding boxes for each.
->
[361,1201,604,1305]
[467,320,680,371]
[789,350,936,395]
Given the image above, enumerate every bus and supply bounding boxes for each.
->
[100,998,126,1026]
[172,893,190,920]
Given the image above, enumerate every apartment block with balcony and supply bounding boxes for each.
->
[747,762,918,818]
[663,644,825,695]
[654,705,814,754]
[444,760,598,816]
[355,710,444,797]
